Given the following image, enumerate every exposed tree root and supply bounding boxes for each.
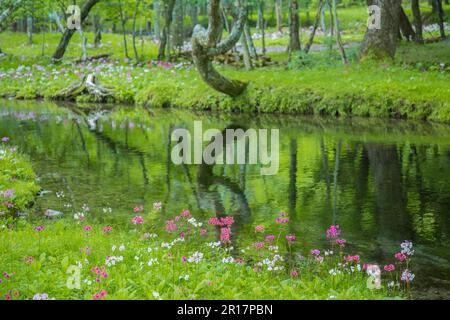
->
[52,74,115,102]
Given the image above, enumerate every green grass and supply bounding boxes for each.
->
[0,3,449,122]
[1,39,449,121]
[0,211,407,300]
[136,58,450,122]
[0,31,160,66]
[0,140,40,215]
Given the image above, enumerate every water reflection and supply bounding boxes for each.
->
[1,100,450,299]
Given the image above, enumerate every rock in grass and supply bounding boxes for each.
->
[45,209,63,219]
[38,190,52,197]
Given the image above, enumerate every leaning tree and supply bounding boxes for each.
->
[360,0,402,60]
[0,0,24,53]
[191,0,247,97]
[52,0,101,61]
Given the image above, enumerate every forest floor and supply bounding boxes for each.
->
[0,4,449,122]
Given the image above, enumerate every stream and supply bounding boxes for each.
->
[1,100,450,299]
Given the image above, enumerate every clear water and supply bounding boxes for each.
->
[1,100,450,299]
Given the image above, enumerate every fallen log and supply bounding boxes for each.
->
[74,53,112,63]
[52,74,115,102]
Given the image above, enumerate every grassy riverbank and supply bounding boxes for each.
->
[0,3,449,122]
[0,206,411,300]
[1,40,449,122]
[0,138,39,216]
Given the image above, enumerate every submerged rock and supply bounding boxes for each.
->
[44,209,63,218]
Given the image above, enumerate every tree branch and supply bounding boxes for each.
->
[208,6,246,57]
[207,0,223,46]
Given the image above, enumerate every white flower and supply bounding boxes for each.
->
[33,293,50,300]
[73,212,85,220]
[119,244,125,251]
[187,251,203,263]
[161,242,171,249]
[401,269,415,282]
[105,255,123,267]
[400,240,414,256]
[222,257,234,264]
[111,245,117,252]
[171,237,185,245]
[147,258,159,266]
[206,241,221,248]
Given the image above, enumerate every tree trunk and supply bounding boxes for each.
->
[41,28,45,56]
[328,1,333,35]
[173,0,184,50]
[331,0,347,63]
[158,0,176,61]
[189,0,199,28]
[78,28,88,61]
[320,3,326,33]
[257,0,266,55]
[52,0,100,61]
[240,32,253,70]
[0,0,23,30]
[398,6,415,41]
[27,15,33,44]
[275,0,283,32]
[360,0,402,60]
[436,0,446,39]
[222,8,230,32]
[244,22,257,59]
[192,0,248,97]
[93,15,102,47]
[132,0,141,61]
[119,0,130,59]
[411,0,423,43]
[305,0,324,53]
[153,0,161,39]
[288,0,301,53]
